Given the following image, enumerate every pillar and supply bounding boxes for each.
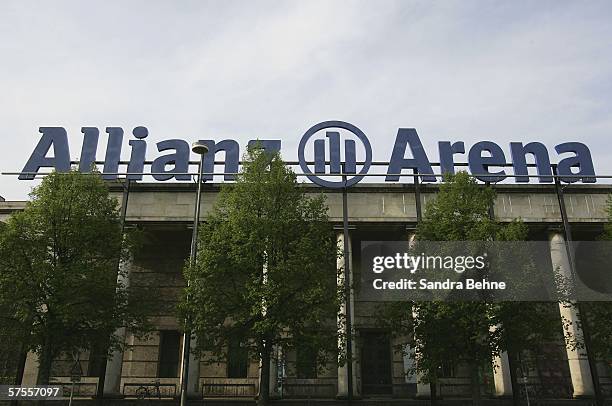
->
[402,344,416,384]
[21,352,39,386]
[103,328,127,396]
[487,322,513,397]
[256,253,280,399]
[406,232,431,398]
[336,231,358,398]
[269,345,282,398]
[103,255,132,397]
[178,334,201,398]
[492,351,513,396]
[412,305,431,398]
[549,231,594,397]
[187,336,201,397]
[416,379,431,397]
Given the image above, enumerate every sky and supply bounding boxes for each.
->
[1,0,612,200]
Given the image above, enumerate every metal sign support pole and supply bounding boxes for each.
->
[180,154,205,406]
[413,168,422,221]
[342,169,353,404]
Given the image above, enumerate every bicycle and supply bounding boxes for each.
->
[135,379,162,400]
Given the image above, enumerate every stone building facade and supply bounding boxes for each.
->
[1,182,611,401]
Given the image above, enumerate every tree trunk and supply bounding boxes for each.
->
[258,343,271,406]
[470,362,481,406]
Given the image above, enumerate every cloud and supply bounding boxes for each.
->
[1,0,611,199]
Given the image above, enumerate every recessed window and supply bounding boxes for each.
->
[296,346,318,379]
[227,338,248,378]
[158,331,181,378]
[87,344,105,377]
[439,360,455,378]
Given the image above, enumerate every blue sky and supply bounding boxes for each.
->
[1,1,611,199]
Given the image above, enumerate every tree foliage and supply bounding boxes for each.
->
[577,194,612,361]
[181,148,340,405]
[0,170,150,384]
[378,172,561,402]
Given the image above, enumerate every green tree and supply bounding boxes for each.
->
[579,302,612,361]
[0,170,150,385]
[379,172,560,405]
[181,148,340,406]
[415,172,509,403]
[0,222,26,386]
[577,195,612,362]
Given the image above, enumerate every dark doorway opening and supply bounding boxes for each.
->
[361,331,392,396]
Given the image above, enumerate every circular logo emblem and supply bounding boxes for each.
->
[298,121,372,188]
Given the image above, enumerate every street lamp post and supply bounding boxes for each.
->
[180,142,209,406]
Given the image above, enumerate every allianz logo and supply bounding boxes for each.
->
[19,121,595,188]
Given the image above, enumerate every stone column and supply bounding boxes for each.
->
[187,336,201,397]
[103,255,133,397]
[488,321,513,397]
[178,334,201,398]
[256,345,280,399]
[416,378,431,397]
[255,253,279,399]
[406,232,431,398]
[103,328,127,396]
[402,343,420,391]
[412,305,431,398]
[549,231,594,397]
[269,345,282,398]
[336,231,358,398]
[21,352,39,386]
[492,351,513,396]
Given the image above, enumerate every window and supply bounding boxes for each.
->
[296,346,318,379]
[227,338,248,378]
[439,360,455,378]
[361,332,392,395]
[402,344,417,383]
[87,344,106,377]
[158,331,181,378]
[0,340,21,384]
[50,354,75,377]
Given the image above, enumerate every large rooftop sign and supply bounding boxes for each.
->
[19,121,595,188]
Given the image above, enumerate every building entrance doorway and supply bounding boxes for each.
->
[360,331,392,396]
